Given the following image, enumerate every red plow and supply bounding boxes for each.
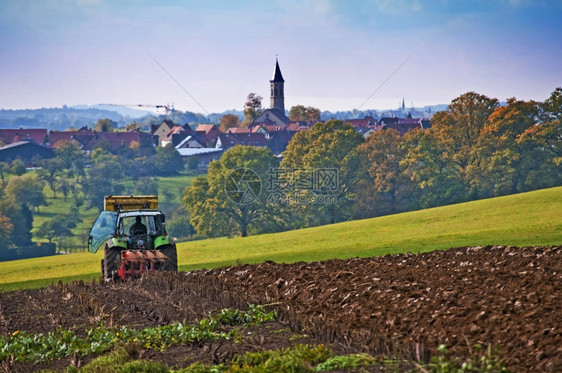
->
[117,250,171,280]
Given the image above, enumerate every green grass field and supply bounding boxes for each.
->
[2,186,561,291]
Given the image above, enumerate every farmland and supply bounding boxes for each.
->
[0,187,560,371]
[1,185,561,290]
[0,245,560,371]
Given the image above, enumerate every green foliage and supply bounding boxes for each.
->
[0,200,33,246]
[230,344,333,373]
[4,173,47,211]
[281,119,364,225]
[0,161,10,187]
[0,306,275,364]
[358,128,415,216]
[154,145,184,176]
[96,118,117,132]
[11,159,26,176]
[428,344,508,373]
[315,353,376,371]
[183,146,280,238]
[167,207,194,239]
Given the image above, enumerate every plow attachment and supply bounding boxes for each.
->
[117,250,170,280]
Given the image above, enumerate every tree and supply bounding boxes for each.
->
[36,219,72,244]
[517,119,562,190]
[474,98,540,196]
[219,114,241,132]
[358,129,416,215]
[95,118,116,132]
[4,174,47,212]
[126,121,141,131]
[0,200,32,246]
[281,120,364,225]
[288,105,321,122]
[133,177,159,195]
[54,140,83,169]
[11,159,26,176]
[429,92,499,201]
[401,129,464,208]
[540,87,562,122]
[167,207,195,238]
[38,158,64,198]
[153,144,184,176]
[0,213,14,248]
[183,146,279,237]
[242,93,263,127]
[0,162,10,188]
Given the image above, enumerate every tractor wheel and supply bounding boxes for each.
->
[104,246,121,281]
[160,244,178,272]
[100,259,104,280]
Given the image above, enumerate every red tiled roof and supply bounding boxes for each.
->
[227,127,250,134]
[344,116,377,128]
[0,129,47,145]
[287,122,312,132]
[196,124,219,134]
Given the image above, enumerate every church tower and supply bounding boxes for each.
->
[270,58,285,113]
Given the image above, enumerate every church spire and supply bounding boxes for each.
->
[271,58,285,83]
[270,58,285,112]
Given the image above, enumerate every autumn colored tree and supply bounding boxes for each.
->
[517,118,562,190]
[474,98,540,196]
[358,129,416,215]
[540,87,562,122]
[219,114,241,132]
[95,118,116,132]
[242,93,263,127]
[428,92,499,201]
[288,105,321,122]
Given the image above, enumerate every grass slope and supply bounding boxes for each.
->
[1,186,561,291]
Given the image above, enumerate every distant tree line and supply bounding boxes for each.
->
[183,89,562,238]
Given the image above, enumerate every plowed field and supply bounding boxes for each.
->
[1,245,560,372]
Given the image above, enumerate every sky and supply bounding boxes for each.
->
[1,0,561,114]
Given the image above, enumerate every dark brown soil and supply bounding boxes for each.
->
[1,245,560,372]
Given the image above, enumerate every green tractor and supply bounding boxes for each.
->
[88,195,178,281]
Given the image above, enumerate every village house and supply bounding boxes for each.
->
[0,141,54,165]
[195,124,221,147]
[0,128,48,146]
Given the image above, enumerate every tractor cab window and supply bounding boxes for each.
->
[119,215,157,236]
[88,211,117,253]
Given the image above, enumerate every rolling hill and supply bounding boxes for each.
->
[1,186,560,291]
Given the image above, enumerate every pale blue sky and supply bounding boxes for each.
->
[1,0,561,113]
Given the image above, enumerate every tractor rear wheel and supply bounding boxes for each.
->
[104,246,121,281]
[160,244,178,272]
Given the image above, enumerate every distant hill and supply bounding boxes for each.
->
[0,104,449,131]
